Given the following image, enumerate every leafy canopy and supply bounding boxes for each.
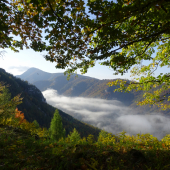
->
[1,0,170,110]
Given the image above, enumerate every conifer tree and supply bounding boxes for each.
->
[67,128,81,144]
[48,109,65,141]
[32,120,40,129]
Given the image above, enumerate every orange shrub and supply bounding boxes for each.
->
[14,108,27,125]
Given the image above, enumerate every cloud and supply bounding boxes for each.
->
[8,66,30,74]
[42,88,170,141]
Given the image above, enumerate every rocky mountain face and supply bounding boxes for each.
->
[0,68,102,139]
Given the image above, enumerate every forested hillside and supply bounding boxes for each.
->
[0,68,101,140]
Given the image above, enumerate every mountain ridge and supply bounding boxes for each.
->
[17,68,135,106]
[16,67,95,83]
[17,67,170,116]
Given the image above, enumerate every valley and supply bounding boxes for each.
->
[16,67,170,142]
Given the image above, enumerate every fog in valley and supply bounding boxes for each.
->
[42,88,170,141]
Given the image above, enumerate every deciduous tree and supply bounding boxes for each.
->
[2,0,170,110]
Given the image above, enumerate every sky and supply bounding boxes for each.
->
[42,88,170,142]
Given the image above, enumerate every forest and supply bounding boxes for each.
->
[1,78,170,170]
[1,79,170,169]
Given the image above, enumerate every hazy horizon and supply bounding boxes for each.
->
[42,88,170,142]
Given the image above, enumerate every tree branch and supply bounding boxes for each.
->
[95,27,169,60]
[46,0,65,25]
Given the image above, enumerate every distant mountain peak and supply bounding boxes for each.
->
[16,67,64,83]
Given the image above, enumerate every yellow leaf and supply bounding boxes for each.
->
[83,17,86,21]
[162,49,166,54]
[56,0,61,3]
[77,7,81,11]
[49,143,54,147]
[73,15,76,20]
[89,34,93,38]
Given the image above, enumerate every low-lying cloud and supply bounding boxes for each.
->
[42,88,170,141]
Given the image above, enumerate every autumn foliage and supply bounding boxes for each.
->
[14,108,27,125]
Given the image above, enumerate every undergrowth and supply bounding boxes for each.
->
[1,121,170,170]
